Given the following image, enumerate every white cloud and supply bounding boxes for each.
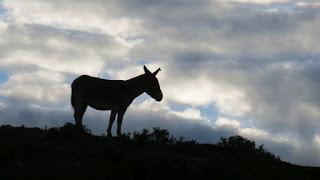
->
[215,117,241,129]
[214,117,297,148]
[313,134,320,150]
[296,2,320,9]
[0,0,320,166]
[0,23,131,76]
[297,103,320,122]
[132,99,167,112]
[0,20,8,32]
[107,63,164,80]
[164,75,251,117]
[239,127,270,139]
[0,102,7,110]
[171,108,203,120]
[132,99,206,122]
[0,70,69,105]
[221,0,290,4]
[2,0,146,43]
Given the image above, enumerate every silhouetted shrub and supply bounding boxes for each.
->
[121,132,131,139]
[132,127,177,144]
[218,135,282,162]
[218,135,256,151]
[182,139,198,145]
[256,144,281,161]
[133,129,150,144]
[131,128,198,146]
[45,123,91,140]
[1,124,13,128]
[150,127,175,144]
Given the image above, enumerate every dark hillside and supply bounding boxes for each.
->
[0,123,319,180]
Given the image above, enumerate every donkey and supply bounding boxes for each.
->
[71,66,163,136]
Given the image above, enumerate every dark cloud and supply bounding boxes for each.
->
[1,0,320,166]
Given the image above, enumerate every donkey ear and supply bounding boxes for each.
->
[144,65,152,75]
[153,68,161,76]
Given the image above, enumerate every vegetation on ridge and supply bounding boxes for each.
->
[0,123,319,180]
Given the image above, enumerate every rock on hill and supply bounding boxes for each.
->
[0,123,319,180]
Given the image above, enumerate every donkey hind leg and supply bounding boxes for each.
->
[107,110,117,137]
[74,102,87,129]
[117,107,127,136]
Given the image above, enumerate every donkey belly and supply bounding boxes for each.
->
[85,95,130,111]
[88,101,113,111]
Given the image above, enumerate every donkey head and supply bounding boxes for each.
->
[143,66,163,102]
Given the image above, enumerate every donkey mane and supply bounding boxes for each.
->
[126,74,146,85]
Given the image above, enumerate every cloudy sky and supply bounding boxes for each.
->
[1,0,320,166]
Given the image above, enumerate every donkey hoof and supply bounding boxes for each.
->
[76,126,85,133]
[107,133,112,138]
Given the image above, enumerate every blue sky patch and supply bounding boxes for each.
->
[0,71,8,84]
[199,105,218,122]
[0,3,7,17]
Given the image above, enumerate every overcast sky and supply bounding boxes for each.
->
[1,0,320,166]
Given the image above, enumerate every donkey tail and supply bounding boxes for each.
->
[71,89,76,109]
[71,75,86,110]
[71,80,78,110]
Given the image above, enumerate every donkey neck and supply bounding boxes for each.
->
[125,74,147,99]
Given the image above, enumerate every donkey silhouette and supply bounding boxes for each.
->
[71,66,163,136]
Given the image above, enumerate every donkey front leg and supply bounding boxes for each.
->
[117,107,127,136]
[107,110,117,137]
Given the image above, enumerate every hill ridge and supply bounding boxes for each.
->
[0,123,319,180]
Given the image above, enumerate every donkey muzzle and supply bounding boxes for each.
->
[155,92,163,102]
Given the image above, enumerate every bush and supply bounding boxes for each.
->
[132,127,177,144]
[45,123,91,140]
[218,135,256,151]
[133,129,150,144]
[150,127,175,144]
[217,135,282,162]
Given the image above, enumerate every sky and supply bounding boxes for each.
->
[0,0,320,166]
